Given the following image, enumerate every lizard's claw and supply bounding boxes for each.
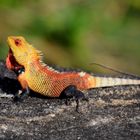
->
[61,85,89,112]
[13,87,30,102]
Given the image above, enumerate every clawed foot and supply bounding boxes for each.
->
[13,87,30,102]
[61,85,89,112]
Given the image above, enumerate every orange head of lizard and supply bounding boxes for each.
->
[6,36,41,70]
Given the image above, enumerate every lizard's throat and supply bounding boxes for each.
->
[6,48,24,71]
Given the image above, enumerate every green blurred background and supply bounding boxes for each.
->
[0,0,140,74]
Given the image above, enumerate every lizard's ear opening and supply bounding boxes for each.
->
[14,39,22,47]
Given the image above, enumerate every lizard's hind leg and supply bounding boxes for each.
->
[61,85,88,112]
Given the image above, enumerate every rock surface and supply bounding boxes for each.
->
[0,61,140,140]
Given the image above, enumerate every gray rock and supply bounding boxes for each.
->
[0,61,140,140]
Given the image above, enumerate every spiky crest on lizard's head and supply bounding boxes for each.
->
[7,36,43,67]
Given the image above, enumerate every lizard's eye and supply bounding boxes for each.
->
[14,39,22,46]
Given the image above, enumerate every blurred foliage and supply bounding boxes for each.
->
[0,0,140,74]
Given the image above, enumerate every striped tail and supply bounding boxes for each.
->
[94,76,140,88]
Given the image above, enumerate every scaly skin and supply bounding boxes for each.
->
[6,36,140,97]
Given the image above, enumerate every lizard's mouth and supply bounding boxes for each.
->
[6,48,23,71]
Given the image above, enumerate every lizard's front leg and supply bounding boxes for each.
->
[13,87,30,102]
[13,68,30,102]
